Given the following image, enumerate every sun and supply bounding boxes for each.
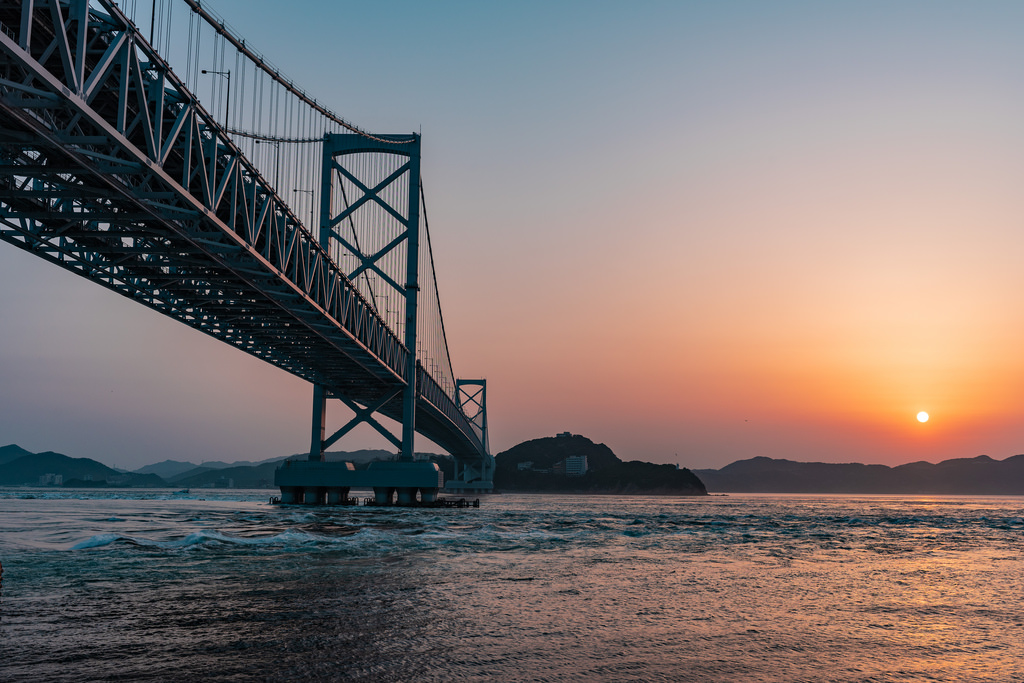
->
[917,411,929,423]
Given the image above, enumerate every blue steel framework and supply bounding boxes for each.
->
[454,379,492,490]
[0,0,492,488]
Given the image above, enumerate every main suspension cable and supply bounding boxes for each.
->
[182,0,415,145]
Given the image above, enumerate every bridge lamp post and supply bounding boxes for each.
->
[201,69,231,129]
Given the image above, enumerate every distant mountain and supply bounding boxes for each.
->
[197,458,284,469]
[134,460,199,479]
[0,450,166,487]
[173,461,282,489]
[193,450,402,470]
[0,444,33,465]
[0,445,454,489]
[496,435,707,495]
[165,466,216,483]
[129,449,406,482]
[169,450,449,488]
[277,449,405,465]
[138,449,403,477]
[695,455,1024,494]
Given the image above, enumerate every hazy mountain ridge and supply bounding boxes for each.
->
[133,460,203,479]
[8,443,1023,494]
[172,461,282,489]
[0,445,448,488]
[133,448,403,480]
[0,444,33,465]
[0,449,162,487]
[695,454,1024,494]
[163,449,442,486]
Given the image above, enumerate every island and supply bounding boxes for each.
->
[494,434,708,495]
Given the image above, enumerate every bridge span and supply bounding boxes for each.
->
[0,0,493,496]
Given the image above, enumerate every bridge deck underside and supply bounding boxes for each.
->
[0,110,393,394]
[0,1,485,462]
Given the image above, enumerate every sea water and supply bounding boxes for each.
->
[0,490,1022,682]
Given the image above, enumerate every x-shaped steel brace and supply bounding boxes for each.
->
[321,386,404,452]
[327,162,411,292]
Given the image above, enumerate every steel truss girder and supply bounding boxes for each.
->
[0,0,487,465]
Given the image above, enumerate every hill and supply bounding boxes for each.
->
[133,449,403,481]
[0,450,166,487]
[495,435,706,495]
[695,454,1024,494]
[0,444,33,465]
[165,451,452,489]
[173,461,282,489]
[134,460,199,479]
[5,441,707,494]
[0,445,455,489]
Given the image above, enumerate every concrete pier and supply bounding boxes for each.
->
[275,459,444,506]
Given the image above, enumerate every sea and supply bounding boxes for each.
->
[0,490,1021,682]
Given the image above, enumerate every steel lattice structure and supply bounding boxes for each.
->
[0,0,491,484]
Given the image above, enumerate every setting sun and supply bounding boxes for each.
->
[917,411,930,423]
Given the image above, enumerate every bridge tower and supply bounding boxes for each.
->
[307,133,423,464]
[448,380,494,492]
[276,133,446,504]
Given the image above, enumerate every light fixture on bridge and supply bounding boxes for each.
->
[201,69,231,128]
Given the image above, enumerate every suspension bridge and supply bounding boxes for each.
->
[0,0,493,501]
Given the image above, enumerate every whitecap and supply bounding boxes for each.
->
[71,533,123,549]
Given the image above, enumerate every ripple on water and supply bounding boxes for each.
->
[2,492,1024,681]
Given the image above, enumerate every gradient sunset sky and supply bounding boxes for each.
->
[4,0,1024,470]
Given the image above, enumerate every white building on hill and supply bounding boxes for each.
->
[564,455,588,477]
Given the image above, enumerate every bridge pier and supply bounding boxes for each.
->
[326,488,351,505]
[277,460,444,506]
[279,485,356,506]
[279,482,442,506]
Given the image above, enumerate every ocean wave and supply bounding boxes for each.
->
[55,498,1024,557]
[70,533,123,549]
[69,527,355,551]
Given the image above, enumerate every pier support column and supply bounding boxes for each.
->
[374,487,395,505]
[396,487,417,505]
[420,487,438,503]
